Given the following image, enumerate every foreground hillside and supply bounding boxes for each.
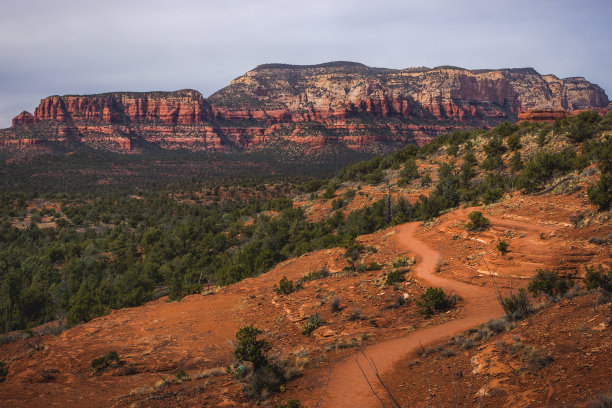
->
[1,62,609,154]
[0,112,611,407]
[0,191,609,407]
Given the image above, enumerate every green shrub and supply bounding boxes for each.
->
[587,174,612,211]
[500,288,531,320]
[510,151,523,172]
[175,369,190,381]
[0,361,7,382]
[417,287,457,316]
[507,133,521,151]
[496,239,509,255]
[583,264,612,293]
[301,314,324,336]
[391,256,411,268]
[518,149,577,193]
[276,400,301,408]
[466,211,490,231]
[528,269,573,299]
[331,198,345,211]
[91,350,122,372]
[298,267,329,284]
[565,111,601,143]
[234,325,270,371]
[385,269,405,286]
[398,159,419,185]
[494,121,519,137]
[342,189,356,201]
[273,276,296,295]
[322,185,336,199]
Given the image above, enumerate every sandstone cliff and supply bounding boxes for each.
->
[2,62,608,153]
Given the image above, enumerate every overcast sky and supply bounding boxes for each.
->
[1,0,610,127]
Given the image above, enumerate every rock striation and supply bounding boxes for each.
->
[2,62,609,153]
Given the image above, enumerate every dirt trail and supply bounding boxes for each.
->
[316,222,503,407]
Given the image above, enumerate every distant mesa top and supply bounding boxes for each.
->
[1,62,609,154]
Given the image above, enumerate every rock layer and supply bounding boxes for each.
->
[2,62,609,153]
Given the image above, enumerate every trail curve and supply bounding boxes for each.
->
[316,222,503,407]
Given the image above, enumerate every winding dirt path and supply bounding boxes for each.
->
[316,222,503,407]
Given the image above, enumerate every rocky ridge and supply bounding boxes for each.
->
[2,62,608,153]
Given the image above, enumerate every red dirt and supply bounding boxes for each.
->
[298,222,503,407]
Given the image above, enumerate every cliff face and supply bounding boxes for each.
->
[2,62,609,153]
[3,90,224,152]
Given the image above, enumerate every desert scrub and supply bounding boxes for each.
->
[273,276,296,295]
[298,267,329,284]
[276,400,301,408]
[466,211,490,231]
[329,297,341,313]
[417,287,458,316]
[391,256,414,268]
[528,269,573,300]
[385,269,405,286]
[500,288,532,320]
[91,350,123,373]
[301,314,324,336]
[496,239,509,255]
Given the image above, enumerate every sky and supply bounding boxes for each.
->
[1,0,611,127]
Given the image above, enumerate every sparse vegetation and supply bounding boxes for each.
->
[528,269,573,300]
[417,287,458,316]
[273,276,296,295]
[496,239,509,255]
[466,211,490,231]
[91,350,123,373]
[501,288,532,320]
[301,314,324,336]
[385,269,405,286]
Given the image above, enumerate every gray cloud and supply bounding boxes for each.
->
[1,0,610,126]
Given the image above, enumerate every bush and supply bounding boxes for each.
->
[385,269,405,286]
[348,308,363,321]
[398,159,419,186]
[507,133,521,151]
[321,185,336,200]
[466,211,490,231]
[273,276,295,295]
[588,174,612,211]
[496,239,509,255]
[500,288,531,320]
[583,264,612,293]
[330,297,341,313]
[0,361,7,382]
[565,111,601,143]
[276,400,301,408]
[175,369,190,381]
[528,269,573,299]
[331,198,345,211]
[91,350,122,372]
[391,256,412,268]
[518,149,577,193]
[417,287,457,316]
[301,314,324,336]
[298,267,329,284]
[590,393,612,408]
[486,318,509,334]
[234,326,270,371]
